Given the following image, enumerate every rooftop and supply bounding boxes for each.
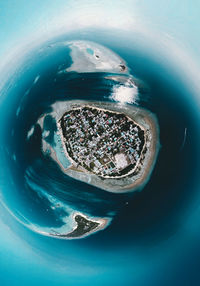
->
[59,105,145,178]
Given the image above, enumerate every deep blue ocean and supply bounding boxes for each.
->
[0,30,200,286]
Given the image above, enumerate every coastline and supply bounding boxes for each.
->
[38,100,160,193]
[48,212,109,240]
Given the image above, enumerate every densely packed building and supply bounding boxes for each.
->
[60,106,145,178]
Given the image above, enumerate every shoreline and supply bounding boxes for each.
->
[38,100,160,193]
[48,212,109,240]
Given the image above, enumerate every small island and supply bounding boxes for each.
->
[37,100,160,193]
[38,100,159,193]
[60,106,145,178]
[50,213,108,239]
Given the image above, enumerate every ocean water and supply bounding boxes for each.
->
[0,28,200,286]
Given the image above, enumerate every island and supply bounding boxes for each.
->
[49,213,108,239]
[60,106,145,178]
[37,100,160,193]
